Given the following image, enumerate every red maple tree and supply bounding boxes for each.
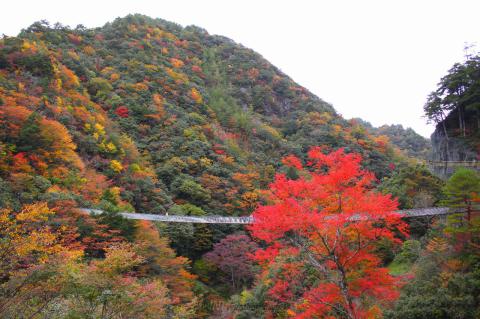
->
[249,147,408,319]
[115,106,129,118]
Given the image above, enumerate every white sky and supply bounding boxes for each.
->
[2,0,480,137]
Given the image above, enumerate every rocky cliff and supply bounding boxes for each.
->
[430,108,480,178]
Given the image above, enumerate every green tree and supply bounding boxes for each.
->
[442,168,480,249]
[443,167,480,223]
[424,54,480,138]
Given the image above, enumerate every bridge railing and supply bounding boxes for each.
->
[427,160,480,168]
[80,207,458,224]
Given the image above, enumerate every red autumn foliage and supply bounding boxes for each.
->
[281,154,303,170]
[115,106,129,118]
[249,148,408,319]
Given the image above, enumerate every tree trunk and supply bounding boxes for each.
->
[460,106,466,137]
[334,258,356,319]
[442,120,450,175]
[231,268,236,290]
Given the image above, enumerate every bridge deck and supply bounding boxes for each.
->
[81,207,453,224]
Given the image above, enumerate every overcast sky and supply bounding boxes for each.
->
[2,0,479,137]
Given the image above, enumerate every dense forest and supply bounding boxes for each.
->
[0,14,479,318]
[351,119,431,160]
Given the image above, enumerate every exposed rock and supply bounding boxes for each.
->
[429,108,480,178]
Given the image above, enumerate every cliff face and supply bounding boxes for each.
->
[430,108,480,178]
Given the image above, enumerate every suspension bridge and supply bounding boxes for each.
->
[81,207,452,224]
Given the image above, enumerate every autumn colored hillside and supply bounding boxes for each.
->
[0,14,428,216]
[1,14,466,318]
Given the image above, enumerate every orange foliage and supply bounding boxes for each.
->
[145,93,166,121]
[190,87,203,104]
[232,171,260,190]
[248,68,260,79]
[135,221,196,303]
[80,169,110,203]
[170,58,184,68]
[373,135,390,152]
[67,34,83,45]
[59,64,80,89]
[110,73,120,82]
[0,104,31,135]
[133,82,149,91]
[239,191,259,210]
[83,45,95,55]
[0,104,84,176]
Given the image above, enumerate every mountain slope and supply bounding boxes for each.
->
[1,14,413,222]
[351,118,431,160]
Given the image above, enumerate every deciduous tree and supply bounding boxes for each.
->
[249,148,408,319]
[204,233,258,290]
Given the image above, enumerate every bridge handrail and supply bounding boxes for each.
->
[80,207,458,224]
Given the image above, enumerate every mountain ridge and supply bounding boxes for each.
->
[0,14,430,219]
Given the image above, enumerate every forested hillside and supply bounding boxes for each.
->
[0,14,451,318]
[352,118,431,160]
[0,14,436,238]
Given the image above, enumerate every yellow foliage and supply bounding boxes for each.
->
[186,157,198,167]
[165,68,189,84]
[199,157,212,168]
[94,123,106,136]
[15,202,54,222]
[55,78,63,91]
[95,242,144,275]
[144,64,158,71]
[163,31,177,41]
[168,156,187,170]
[105,142,118,153]
[110,186,122,198]
[110,160,124,173]
[220,155,235,165]
[130,163,141,172]
[127,24,138,33]
[0,203,62,268]
[260,123,282,140]
[67,50,80,61]
[21,41,32,51]
[133,82,149,91]
[83,45,95,55]
[100,66,114,75]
